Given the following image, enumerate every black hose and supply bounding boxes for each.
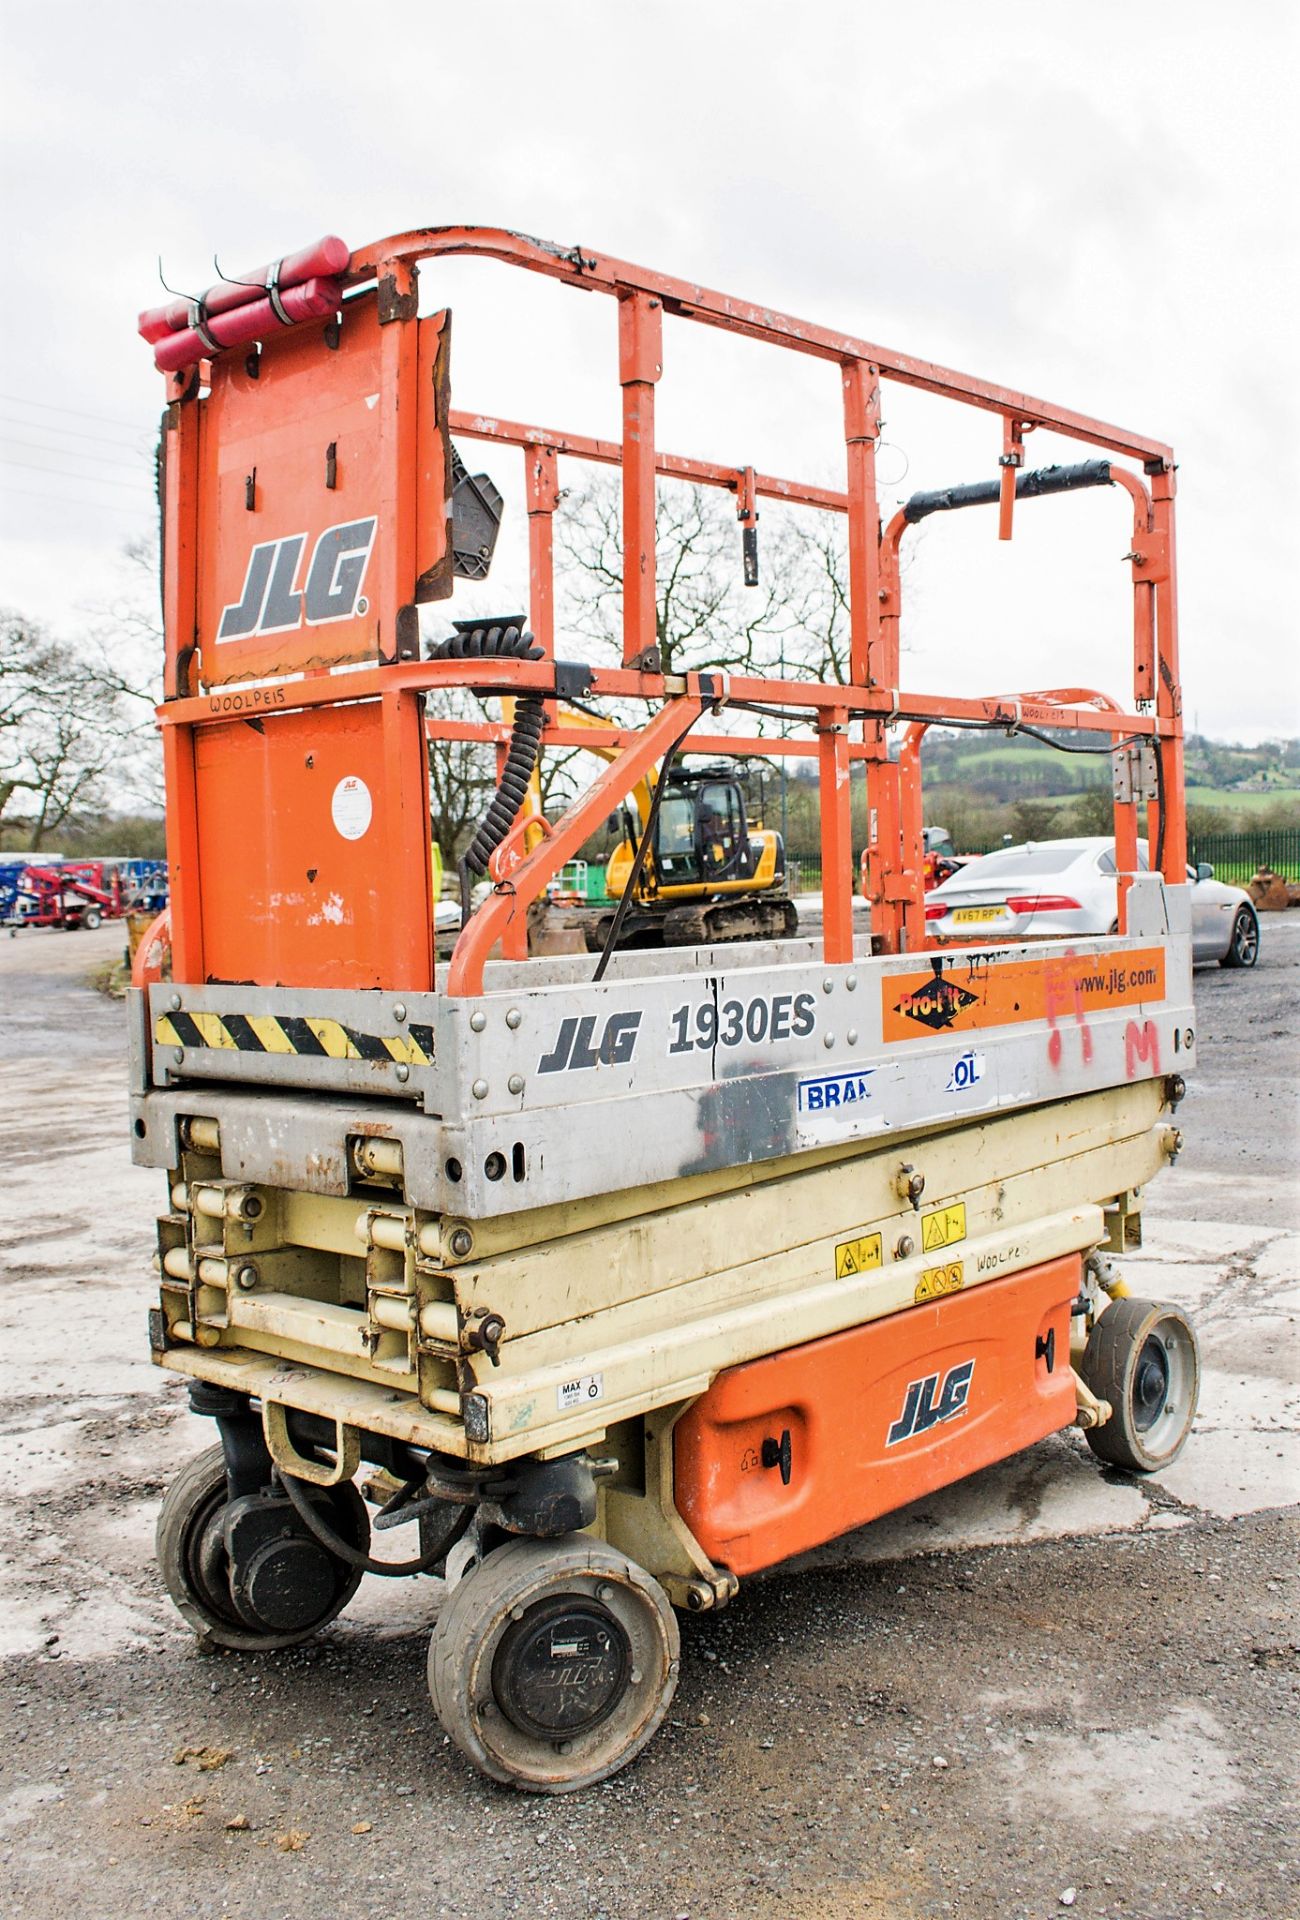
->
[278,1466,449,1577]
[427,620,546,924]
[592,704,712,982]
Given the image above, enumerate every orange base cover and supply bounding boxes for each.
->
[674,1254,1080,1577]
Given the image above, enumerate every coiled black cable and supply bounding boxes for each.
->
[278,1468,450,1577]
[427,619,546,923]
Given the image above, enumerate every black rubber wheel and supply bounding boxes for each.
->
[1080,1297,1199,1472]
[156,1444,369,1650]
[1220,905,1259,969]
[428,1535,679,1792]
[81,908,102,930]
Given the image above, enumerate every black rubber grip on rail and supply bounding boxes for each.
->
[902,459,1113,524]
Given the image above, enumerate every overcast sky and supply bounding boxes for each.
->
[2,1,1296,742]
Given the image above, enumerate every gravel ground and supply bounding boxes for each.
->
[1,916,1296,1920]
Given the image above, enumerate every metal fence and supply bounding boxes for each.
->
[787,828,1300,897]
[1188,828,1300,885]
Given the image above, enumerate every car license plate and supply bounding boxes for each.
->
[950,906,1006,924]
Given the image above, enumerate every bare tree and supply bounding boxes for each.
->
[0,610,130,848]
[83,536,167,812]
[554,476,854,682]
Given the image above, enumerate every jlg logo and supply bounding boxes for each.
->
[217,518,377,641]
[537,1012,642,1074]
[885,1359,975,1446]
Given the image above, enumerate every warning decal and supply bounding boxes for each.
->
[921,1202,967,1253]
[834,1231,883,1279]
[883,948,1166,1042]
[915,1260,965,1303]
[155,1009,434,1065]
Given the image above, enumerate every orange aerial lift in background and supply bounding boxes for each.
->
[129,226,1197,1791]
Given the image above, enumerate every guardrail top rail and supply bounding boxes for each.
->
[149,224,1186,997]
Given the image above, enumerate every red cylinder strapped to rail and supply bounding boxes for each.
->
[138,235,351,372]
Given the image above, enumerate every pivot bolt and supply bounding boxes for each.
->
[449,1228,474,1259]
[235,1265,257,1291]
[464,1310,506,1365]
[393,1003,407,1022]
[894,1164,925,1209]
[895,1233,915,1260]
[395,1064,410,1083]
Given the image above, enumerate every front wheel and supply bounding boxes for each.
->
[1220,904,1259,969]
[156,1444,369,1650]
[429,1535,679,1792]
[81,908,102,930]
[1080,1298,1199,1472]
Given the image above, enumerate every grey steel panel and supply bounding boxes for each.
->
[138,916,1193,1216]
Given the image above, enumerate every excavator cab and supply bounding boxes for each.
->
[653,769,753,887]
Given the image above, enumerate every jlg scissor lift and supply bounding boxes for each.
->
[131,226,1199,1792]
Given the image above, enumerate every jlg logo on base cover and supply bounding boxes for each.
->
[885,1359,975,1445]
[217,518,377,641]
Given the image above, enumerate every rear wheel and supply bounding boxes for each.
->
[1080,1298,1199,1472]
[429,1535,679,1791]
[1220,905,1259,969]
[81,908,102,930]
[157,1444,369,1650]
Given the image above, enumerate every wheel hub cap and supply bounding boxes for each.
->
[1132,1335,1171,1432]
[492,1595,631,1740]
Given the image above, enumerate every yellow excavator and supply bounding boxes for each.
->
[522,706,799,951]
[597,758,798,950]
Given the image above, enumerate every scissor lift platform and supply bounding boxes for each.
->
[133,224,1198,1791]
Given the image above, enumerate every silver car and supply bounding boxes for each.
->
[925,836,1260,968]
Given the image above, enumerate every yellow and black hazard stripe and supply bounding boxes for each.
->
[155,1010,435,1067]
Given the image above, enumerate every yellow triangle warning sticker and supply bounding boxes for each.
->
[921,1203,967,1252]
[834,1232,882,1280]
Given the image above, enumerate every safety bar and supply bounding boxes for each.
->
[903,460,1113,524]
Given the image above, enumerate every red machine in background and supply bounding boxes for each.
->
[6,861,126,932]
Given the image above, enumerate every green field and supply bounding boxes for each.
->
[1186,786,1300,816]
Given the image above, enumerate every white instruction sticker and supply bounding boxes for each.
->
[557,1372,604,1411]
[331,774,373,841]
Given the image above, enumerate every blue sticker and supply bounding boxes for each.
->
[797,1068,876,1114]
[946,1049,986,1093]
